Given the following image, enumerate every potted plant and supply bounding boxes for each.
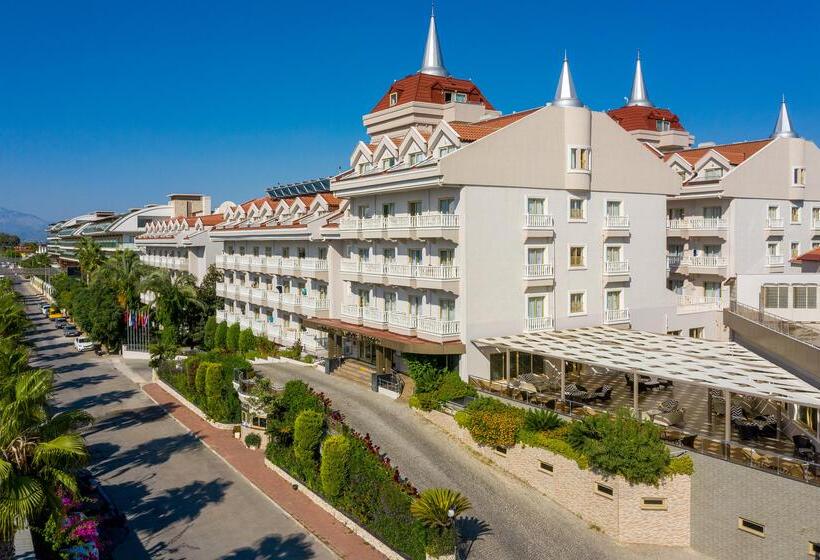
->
[233,425,242,439]
[411,488,471,560]
[245,432,262,450]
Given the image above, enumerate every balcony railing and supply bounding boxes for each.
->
[813,218,820,230]
[523,214,555,229]
[684,256,728,268]
[280,292,302,306]
[250,287,266,304]
[604,308,630,324]
[666,217,728,230]
[766,218,784,229]
[300,258,328,272]
[363,307,386,324]
[251,320,267,336]
[666,255,683,270]
[216,283,227,297]
[362,262,386,275]
[603,215,630,229]
[302,296,328,311]
[236,286,250,300]
[280,257,301,271]
[343,260,460,281]
[340,213,460,231]
[678,295,722,309]
[416,265,459,280]
[387,312,418,330]
[341,305,363,320]
[239,316,251,330]
[523,263,554,279]
[417,317,460,336]
[216,309,226,322]
[525,316,554,332]
[604,260,629,274]
[767,255,785,266]
[265,323,280,340]
[265,291,281,306]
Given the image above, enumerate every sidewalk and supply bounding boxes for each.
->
[142,383,386,560]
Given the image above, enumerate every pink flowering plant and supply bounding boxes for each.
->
[43,487,101,560]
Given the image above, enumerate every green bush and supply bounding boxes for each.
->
[245,432,262,448]
[665,454,694,477]
[293,410,325,484]
[523,409,564,432]
[205,362,223,406]
[518,429,589,469]
[195,362,210,395]
[239,328,256,353]
[465,396,509,413]
[226,323,240,352]
[434,371,476,403]
[203,316,217,349]
[467,409,524,449]
[272,379,327,430]
[409,392,440,411]
[214,321,228,349]
[405,354,449,393]
[453,410,471,429]
[320,434,351,499]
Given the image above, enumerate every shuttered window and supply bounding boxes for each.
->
[793,286,817,309]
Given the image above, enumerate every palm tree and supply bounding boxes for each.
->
[0,292,28,342]
[76,237,104,283]
[101,249,145,310]
[0,370,93,558]
[141,269,203,343]
[411,488,471,558]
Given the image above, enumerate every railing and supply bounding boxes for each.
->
[684,255,728,268]
[265,291,281,306]
[340,259,362,273]
[766,255,785,266]
[387,312,418,330]
[766,218,784,229]
[216,283,227,297]
[523,263,554,278]
[280,292,302,306]
[341,213,459,231]
[342,260,460,281]
[728,300,820,349]
[302,296,328,311]
[604,260,629,274]
[236,286,250,300]
[251,287,266,304]
[604,215,630,229]
[377,372,404,395]
[251,320,267,336]
[300,258,328,272]
[604,308,630,324]
[362,262,386,275]
[235,256,251,270]
[813,218,820,230]
[525,316,554,332]
[666,217,728,230]
[280,257,300,271]
[666,255,683,270]
[265,323,280,340]
[239,316,251,330]
[224,312,239,325]
[415,265,459,280]
[678,295,722,309]
[523,214,555,229]
[341,305,363,320]
[363,307,386,324]
[417,317,460,336]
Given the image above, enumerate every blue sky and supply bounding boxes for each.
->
[1,1,818,221]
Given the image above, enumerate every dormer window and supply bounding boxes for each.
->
[408,152,425,165]
[703,167,723,180]
[656,119,671,132]
[357,162,373,174]
[438,146,456,158]
[444,91,467,104]
[389,92,399,106]
[793,167,806,186]
[382,157,396,169]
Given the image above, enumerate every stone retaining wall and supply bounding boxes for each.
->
[417,409,691,547]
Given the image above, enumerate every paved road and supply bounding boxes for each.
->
[258,362,709,560]
[17,281,336,560]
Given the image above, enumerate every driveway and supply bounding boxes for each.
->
[17,281,336,560]
[257,361,709,560]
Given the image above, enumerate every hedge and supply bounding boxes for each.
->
[239,328,256,353]
[203,316,217,349]
[320,434,350,499]
[226,323,240,352]
[214,322,228,349]
[293,410,325,484]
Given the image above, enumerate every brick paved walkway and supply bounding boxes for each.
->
[142,383,386,560]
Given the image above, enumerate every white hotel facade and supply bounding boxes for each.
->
[203,12,819,380]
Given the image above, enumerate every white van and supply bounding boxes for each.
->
[74,336,96,352]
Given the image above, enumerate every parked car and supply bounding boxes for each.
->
[63,326,79,337]
[54,318,68,329]
[48,310,64,320]
[74,336,96,352]
[41,304,51,315]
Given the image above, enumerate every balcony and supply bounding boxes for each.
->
[341,260,460,293]
[677,295,723,314]
[766,255,785,268]
[280,328,300,347]
[341,304,364,325]
[250,287,267,305]
[302,296,329,318]
[302,333,328,355]
[339,212,459,241]
[522,214,555,238]
[666,255,684,274]
[603,308,630,325]
[417,317,460,343]
[603,215,630,236]
[603,260,630,283]
[249,256,266,273]
[279,257,301,274]
[523,263,554,287]
[265,323,280,341]
[224,312,239,326]
[300,258,329,281]
[765,218,784,236]
[525,316,554,333]
[362,306,387,329]
[280,292,302,312]
[239,316,251,330]
[216,282,227,297]
[683,256,728,275]
[251,319,267,336]
[387,312,418,335]
[666,217,728,238]
[236,285,251,301]
[813,218,820,232]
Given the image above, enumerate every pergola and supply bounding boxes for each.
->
[474,326,820,443]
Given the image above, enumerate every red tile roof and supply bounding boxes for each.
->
[794,247,820,263]
[240,196,272,211]
[665,139,772,166]
[371,73,495,113]
[448,109,538,142]
[198,214,225,226]
[607,106,686,132]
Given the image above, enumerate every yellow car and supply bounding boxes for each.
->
[48,310,64,319]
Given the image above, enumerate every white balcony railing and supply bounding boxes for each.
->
[523,263,554,278]
[523,214,555,229]
[766,254,785,266]
[239,316,251,330]
[265,291,281,306]
[302,296,328,311]
[387,312,418,330]
[280,257,300,271]
[236,286,250,301]
[300,258,328,272]
[766,218,784,229]
[341,305,363,320]
[604,260,630,274]
[363,307,386,324]
[417,317,460,336]
[362,262,387,275]
[813,218,820,230]
[604,215,630,229]
[340,259,362,273]
[666,255,683,270]
[677,295,722,309]
[280,292,302,306]
[251,320,267,336]
[341,213,460,231]
[604,308,630,324]
[684,256,727,268]
[666,217,728,230]
[215,283,227,297]
[224,312,239,326]
[525,316,554,332]
[415,265,459,280]
[265,323,280,340]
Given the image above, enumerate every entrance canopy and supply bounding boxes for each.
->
[474,327,820,408]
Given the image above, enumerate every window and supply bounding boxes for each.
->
[527,197,545,215]
[704,281,721,299]
[357,248,368,262]
[569,292,586,315]
[595,483,614,498]
[569,147,591,171]
[527,296,545,319]
[439,299,455,321]
[569,246,585,268]
[703,206,723,219]
[764,285,789,308]
[689,327,703,339]
[667,330,682,336]
[408,201,422,216]
[438,146,456,157]
[767,242,781,257]
[813,242,820,250]
[793,286,817,309]
[668,243,684,256]
[655,119,671,132]
[239,246,246,256]
[791,242,801,258]
[793,167,806,186]
[408,248,423,265]
[408,152,425,165]
[528,247,545,265]
[539,461,554,474]
[605,245,622,263]
[382,203,395,217]
[569,198,586,221]
[384,292,397,313]
[791,205,802,224]
[409,295,421,316]
[737,517,765,538]
[439,248,454,266]
[641,497,668,511]
[357,205,370,219]
[389,92,399,106]
[318,247,327,260]
[703,167,723,179]
[438,198,455,215]
[606,200,622,217]
[605,290,622,311]
[704,244,721,257]
[768,205,780,220]
[454,92,467,103]
[357,288,370,307]
[382,157,396,169]
[668,279,683,295]
[357,162,372,174]
[813,207,820,226]
[383,248,396,263]
[667,208,684,220]
[252,246,259,257]
[264,246,271,257]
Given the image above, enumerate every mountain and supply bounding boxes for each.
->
[0,207,49,242]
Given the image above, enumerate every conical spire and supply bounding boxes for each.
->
[771,95,798,139]
[419,6,448,77]
[627,51,652,107]
[552,52,583,107]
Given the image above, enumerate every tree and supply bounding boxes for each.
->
[0,291,28,342]
[410,488,472,558]
[50,274,82,316]
[214,322,228,350]
[203,316,217,350]
[100,249,144,310]
[71,283,124,352]
[148,326,179,369]
[293,410,325,483]
[76,237,104,283]
[197,265,224,316]
[226,323,240,352]
[0,369,93,558]
[19,253,50,269]
[0,233,20,249]
[320,435,351,499]
[239,328,256,353]
[141,269,202,345]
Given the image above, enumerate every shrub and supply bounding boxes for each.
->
[453,410,471,429]
[226,323,240,352]
[518,429,589,469]
[185,354,202,387]
[467,409,523,449]
[205,362,224,408]
[320,434,351,499]
[293,410,325,483]
[239,328,256,353]
[203,316,217,349]
[434,371,476,403]
[665,454,694,477]
[195,362,209,395]
[272,380,327,430]
[465,396,509,413]
[425,526,457,557]
[244,432,262,448]
[214,321,228,349]
[523,409,564,432]
[405,354,448,393]
[409,392,439,411]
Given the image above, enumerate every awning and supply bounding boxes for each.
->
[474,326,820,408]
[304,318,465,355]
